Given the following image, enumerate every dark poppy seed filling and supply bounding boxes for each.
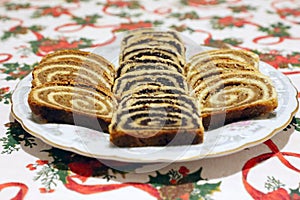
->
[126,38,185,56]
[116,60,183,78]
[121,48,185,67]
[122,29,182,45]
[113,70,189,98]
[109,29,204,147]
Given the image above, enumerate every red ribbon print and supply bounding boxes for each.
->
[253,35,300,45]
[0,182,28,200]
[0,53,12,63]
[64,175,161,199]
[242,139,300,200]
[271,0,300,25]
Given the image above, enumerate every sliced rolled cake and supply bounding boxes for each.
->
[187,50,278,129]
[122,28,182,46]
[121,28,185,56]
[187,59,258,89]
[198,72,277,128]
[116,58,184,78]
[113,70,189,98]
[109,85,203,147]
[109,29,204,147]
[28,81,117,131]
[120,29,186,68]
[120,47,185,69]
[119,85,198,112]
[187,49,259,70]
[40,49,115,80]
[32,60,113,90]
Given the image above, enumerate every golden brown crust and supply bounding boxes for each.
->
[186,49,278,130]
[40,49,115,76]
[110,128,203,147]
[109,29,204,147]
[28,81,116,132]
[189,49,260,69]
[202,98,278,129]
[109,84,204,147]
[31,59,113,89]
[28,49,117,131]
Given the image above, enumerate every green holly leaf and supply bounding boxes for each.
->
[293,117,300,132]
[57,169,69,184]
[77,37,94,49]
[42,148,74,165]
[28,40,40,53]
[152,20,164,26]
[1,62,37,80]
[4,3,31,10]
[0,131,20,154]
[222,38,243,46]
[190,181,221,199]
[259,22,291,37]
[169,13,181,18]
[0,122,37,154]
[148,171,171,186]
[127,1,141,9]
[72,14,102,25]
[30,25,43,32]
[284,117,300,132]
[178,167,206,184]
[0,87,11,104]
[229,5,257,13]
[290,184,300,199]
[1,63,19,73]
[1,31,13,40]
[169,11,200,20]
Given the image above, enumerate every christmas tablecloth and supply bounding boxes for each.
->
[0,0,300,199]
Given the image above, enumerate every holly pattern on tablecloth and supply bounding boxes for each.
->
[285,117,300,132]
[1,25,43,41]
[148,167,221,199]
[0,62,37,80]
[2,119,300,199]
[0,87,11,104]
[0,122,222,198]
[0,122,36,154]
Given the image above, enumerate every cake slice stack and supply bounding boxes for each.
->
[119,28,186,68]
[110,85,203,147]
[185,49,278,129]
[109,29,204,147]
[32,49,115,90]
[187,49,260,69]
[28,49,116,131]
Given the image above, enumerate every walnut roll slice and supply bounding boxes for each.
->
[32,60,113,90]
[187,49,259,70]
[28,81,116,131]
[192,71,278,129]
[40,49,115,80]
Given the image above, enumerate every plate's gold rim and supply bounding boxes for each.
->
[10,60,299,163]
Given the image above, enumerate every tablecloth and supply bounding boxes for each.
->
[0,0,300,199]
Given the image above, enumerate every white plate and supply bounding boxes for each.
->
[11,33,299,163]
